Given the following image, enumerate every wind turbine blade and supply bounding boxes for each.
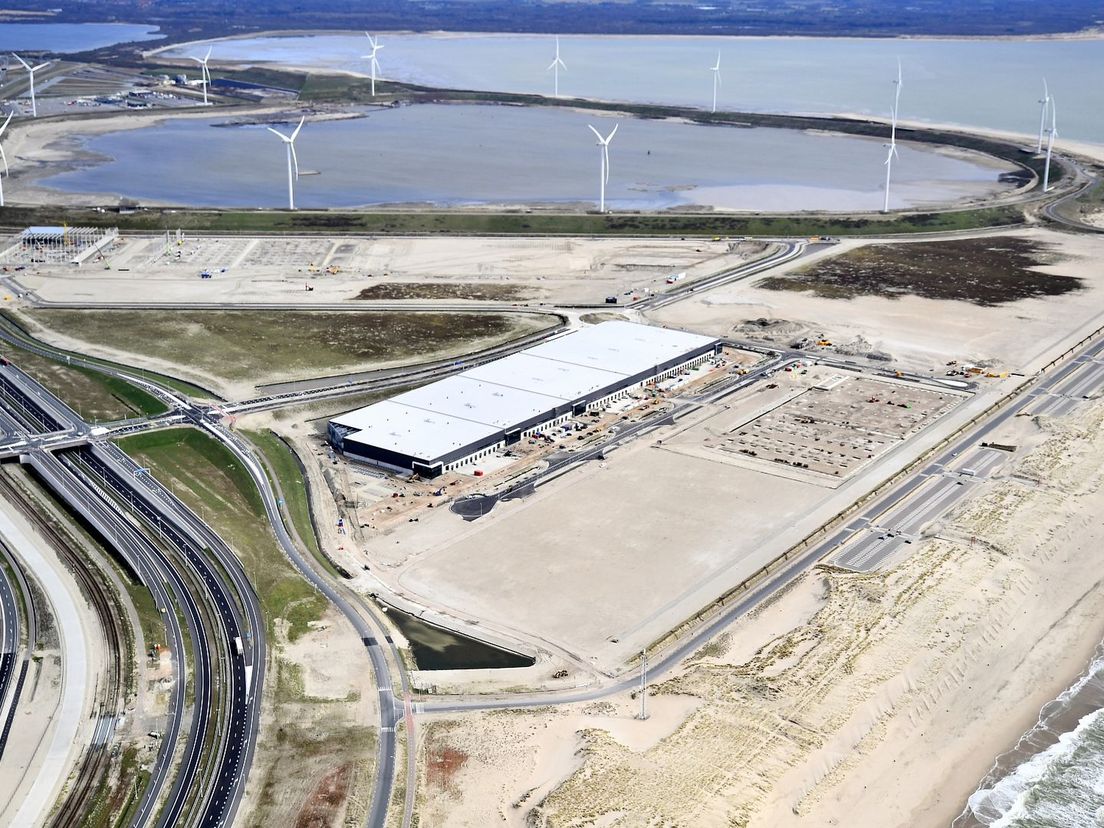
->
[604,144,611,184]
[205,46,212,61]
[12,54,29,70]
[191,56,203,64]
[607,123,619,142]
[0,145,8,177]
[1043,77,1049,100]
[291,116,305,141]
[587,124,603,141]
[33,61,49,72]
[547,58,558,71]
[267,127,290,141]
[290,143,299,179]
[0,111,11,138]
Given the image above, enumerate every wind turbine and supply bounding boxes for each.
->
[1043,95,1057,192]
[587,123,618,213]
[0,111,12,207]
[710,52,722,114]
[191,47,212,106]
[1035,79,1051,154]
[267,117,305,210]
[12,54,50,118]
[363,33,384,97]
[882,59,903,214]
[548,36,567,98]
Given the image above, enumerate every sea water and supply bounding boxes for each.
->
[0,22,161,53]
[159,33,1104,144]
[957,647,1104,828]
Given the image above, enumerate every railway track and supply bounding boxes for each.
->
[0,470,129,828]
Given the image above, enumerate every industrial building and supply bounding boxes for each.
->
[0,226,118,266]
[328,321,721,477]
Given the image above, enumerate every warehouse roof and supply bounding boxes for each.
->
[331,321,720,465]
[525,321,718,377]
[390,374,568,430]
[462,353,626,402]
[335,400,500,462]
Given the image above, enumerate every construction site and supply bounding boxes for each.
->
[6,230,771,306]
[0,225,118,266]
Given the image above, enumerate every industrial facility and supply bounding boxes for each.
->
[0,226,119,265]
[328,321,721,477]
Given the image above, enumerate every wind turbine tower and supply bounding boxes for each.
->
[0,111,12,207]
[1043,95,1057,192]
[363,34,384,97]
[882,60,902,214]
[637,650,649,720]
[710,52,722,114]
[12,54,50,118]
[192,47,212,106]
[548,36,567,98]
[587,123,618,213]
[1036,79,1051,154]
[267,117,305,210]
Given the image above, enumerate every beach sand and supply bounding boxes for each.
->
[413,397,1104,826]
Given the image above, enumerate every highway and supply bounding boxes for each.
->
[198,418,402,828]
[0,361,259,828]
[0,220,1092,825]
[0,538,24,762]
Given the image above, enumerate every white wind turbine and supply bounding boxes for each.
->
[1043,95,1057,192]
[192,46,212,106]
[1035,78,1051,154]
[548,36,566,97]
[363,33,384,97]
[710,52,722,113]
[267,117,305,210]
[12,54,50,118]
[882,59,903,214]
[0,111,12,207]
[587,123,618,213]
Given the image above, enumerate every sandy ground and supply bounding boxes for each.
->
[651,228,1104,375]
[237,605,379,828]
[352,361,993,672]
[7,233,762,308]
[412,395,1104,827]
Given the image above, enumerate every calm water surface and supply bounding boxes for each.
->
[161,33,1104,143]
[39,104,1014,210]
[0,22,161,52]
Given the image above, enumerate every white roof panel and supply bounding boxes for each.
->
[462,353,626,402]
[525,320,717,376]
[389,374,568,429]
[333,400,499,461]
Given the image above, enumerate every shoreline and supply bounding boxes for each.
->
[5,102,1021,214]
[144,27,1104,61]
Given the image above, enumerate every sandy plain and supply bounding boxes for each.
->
[412,394,1104,827]
[7,232,761,308]
[652,227,1104,374]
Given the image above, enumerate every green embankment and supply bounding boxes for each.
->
[117,427,326,641]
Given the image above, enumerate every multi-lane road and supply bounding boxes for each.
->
[0,224,1098,827]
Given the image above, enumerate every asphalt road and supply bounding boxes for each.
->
[0,362,257,828]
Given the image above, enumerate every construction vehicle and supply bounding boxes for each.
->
[817,339,832,347]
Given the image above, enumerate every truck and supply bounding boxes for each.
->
[233,636,244,656]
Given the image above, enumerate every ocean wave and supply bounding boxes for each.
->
[961,651,1104,827]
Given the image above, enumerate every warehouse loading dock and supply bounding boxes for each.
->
[328,321,721,477]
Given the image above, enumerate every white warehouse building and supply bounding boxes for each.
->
[327,321,721,477]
